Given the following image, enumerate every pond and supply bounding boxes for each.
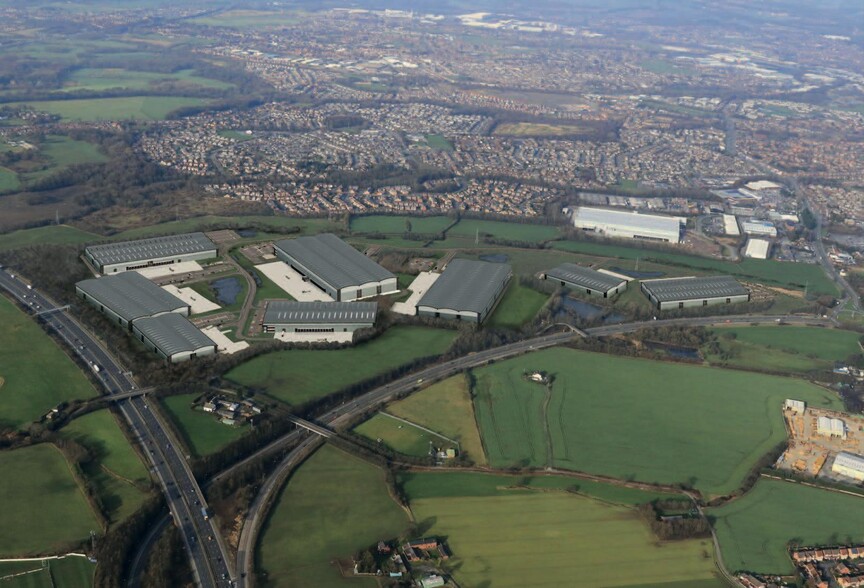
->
[557,296,625,324]
[237,229,257,238]
[643,340,702,360]
[609,266,665,279]
[211,276,242,306]
[479,253,509,263]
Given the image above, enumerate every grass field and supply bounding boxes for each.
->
[0,445,100,556]
[424,134,453,151]
[709,479,864,574]
[191,9,307,27]
[350,215,452,235]
[0,225,98,252]
[494,122,594,136]
[448,219,561,243]
[20,136,107,186]
[8,97,208,121]
[226,326,456,406]
[0,297,97,430]
[385,375,486,465]
[160,394,248,457]
[111,215,337,240]
[60,410,150,525]
[353,413,452,458]
[0,555,94,588]
[404,471,724,588]
[0,167,19,192]
[707,326,861,373]
[257,445,409,588]
[472,348,843,496]
[63,68,232,92]
[487,280,548,328]
[552,240,838,295]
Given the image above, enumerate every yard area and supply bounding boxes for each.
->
[472,348,843,497]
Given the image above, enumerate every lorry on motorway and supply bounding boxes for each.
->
[91,364,101,373]
[201,507,212,520]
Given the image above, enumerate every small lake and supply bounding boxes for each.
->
[237,229,257,238]
[557,296,625,324]
[609,266,665,279]
[479,253,509,263]
[644,340,702,360]
[211,276,242,306]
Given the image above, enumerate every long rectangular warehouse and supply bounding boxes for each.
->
[132,313,216,363]
[262,301,377,334]
[572,207,682,243]
[273,234,397,301]
[76,272,189,330]
[416,259,511,323]
[640,276,750,310]
[543,263,627,298]
[85,232,217,274]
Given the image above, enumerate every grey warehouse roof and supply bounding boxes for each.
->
[546,263,625,292]
[76,272,188,322]
[641,275,748,302]
[133,313,215,357]
[86,232,216,267]
[264,301,377,325]
[834,452,864,473]
[274,234,394,289]
[417,259,511,314]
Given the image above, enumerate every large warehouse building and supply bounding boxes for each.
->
[262,301,377,334]
[84,232,217,274]
[75,272,214,362]
[543,263,627,298]
[76,272,190,330]
[640,275,750,310]
[273,234,397,301]
[571,207,682,243]
[832,452,864,481]
[132,313,217,363]
[416,259,511,323]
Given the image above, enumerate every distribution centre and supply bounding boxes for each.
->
[84,232,217,274]
[543,263,627,298]
[416,259,511,323]
[262,300,377,334]
[570,206,682,243]
[639,275,750,310]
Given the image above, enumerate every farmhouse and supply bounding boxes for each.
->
[76,272,189,330]
[416,259,511,323]
[273,234,397,301]
[543,263,627,298]
[262,300,377,334]
[832,452,864,481]
[131,313,216,363]
[570,206,682,243]
[84,232,217,274]
[639,276,750,310]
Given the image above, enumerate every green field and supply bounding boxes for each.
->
[494,122,594,136]
[473,348,843,496]
[707,326,861,373]
[487,280,548,328]
[385,375,486,465]
[160,394,249,457]
[0,297,97,430]
[350,215,452,235]
[353,413,452,458]
[0,167,19,192]
[257,445,409,588]
[0,225,98,252]
[21,136,107,186]
[63,68,232,92]
[0,556,94,588]
[404,471,724,588]
[552,240,838,295]
[449,219,561,243]
[226,326,456,406]
[710,479,864,574]
[424,134,454,151]
[111,215,337,240]
[8,97,208,121]
[0,445,100,556]
[191,9,307,28]
[60,410,150,524]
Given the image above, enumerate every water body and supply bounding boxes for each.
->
[644,340,702,360]
[557,296,625,324]
[211,276,242,306]
[479,253,509,263]
[237,229,257,238]
[609,267,665,279]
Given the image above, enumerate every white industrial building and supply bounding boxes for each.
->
[84,232,217,274]
[416,259,511,323]
[262,301,377,334]
[570,206,682,243]
[132,313,217,363]
[783,399,806,414]
[744,238,771,260]
[832,452,864,482]
[640,276,750,310]
[740,220,778,238]
[76,272,190,330]
[273,234,397,301]
[723,214,740,236]
[817,416,847,439]
[543,263,627,298]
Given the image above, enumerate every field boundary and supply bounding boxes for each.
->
[379,411,459,447]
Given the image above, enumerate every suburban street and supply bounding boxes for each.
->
[0,269,234,588]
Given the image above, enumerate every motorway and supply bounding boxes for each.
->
[0,269,234,587]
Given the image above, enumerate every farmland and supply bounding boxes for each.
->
[0,556,94,588]
[62,68,233,92]
[226,326,456,406]
[709,479,864,574]
[60,410,151,524]
[353,413,452,458]
[472,348,843,496]
[0,225,98,252]
[0,444,100,556]
[350,215,452,235]
[7,97,208,121]
[494,122,596,136]
[0,296,96,430]
[160,394,249,457]
[404,471,724,588]
[447,219,561,243]
[257,445,409,588]
[487,280,549,328]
